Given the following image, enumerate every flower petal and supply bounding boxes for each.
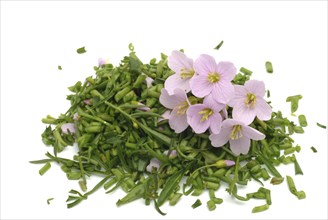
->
[164,74,191,95]
[255,98,272,121]
[232,102,256,125]
[209,112,222,134]
[235,85,248,98]
[186,104,210,134]
[194,54,218,76]
[209,129,231,147]
[145,76,154,88]
[169,109,189,133]
[203,95,225,112]
[229,136,251,155]
[212,82,235,103]
[217,62,237,81]
[245,80,265,97]
[173,88,189,103]
[159,88,181,109]
[168,50,193,74]
[61,123,75,134]
[228,85,247,107]
[190,74,213,98]
[158,110,171,122]
[186,104,204,116]
[242,125,265,140]
[220,107,228,120]
[146,158,160,172]
[222,118,241,128]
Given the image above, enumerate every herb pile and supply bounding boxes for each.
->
[31,44,323,215]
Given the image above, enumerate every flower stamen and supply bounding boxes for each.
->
[244,93,256,108]
[176,101,189,115]
[230,125,243,140]
[207,73,221,83]
[198,108,214,122]
[180,68,195,79]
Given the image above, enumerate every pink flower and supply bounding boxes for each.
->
[145,76,154,88]
[146,158,160,172]
[158,110,171,123]
[146,150,177,172]
[190,54,236,104]
[229,80,272,125]
[84,99,92,105]
[207,93,228,119]
[61,123,75,134]
[165,50,194,94]
[186,96,224,134]
[164,150,177,159]
[159,88,190,133]
[73,113,79,121]
[137,102,150,111]
[98,58,109,66]
[209,119,265,155]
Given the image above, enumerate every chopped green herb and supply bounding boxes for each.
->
[252,204,269,213]
[270,177,284,185]
[298,115,307,127]
[214,40,224,50]
[240,67,253,75]
[293,126,304,134]
[128,43,134,51]
[58,65,62,70]
[169,193,182,206]
[76,46,86,54]
[39,162,51,176]
[207,200,216,211]
[286,175,306,200]
[191,199,202,209]
[316,122,326,129]
[310,146,317,153]
[286,95,302,114]
[265,61,273,73]
[47,198,54,204]
[267,90,270,98]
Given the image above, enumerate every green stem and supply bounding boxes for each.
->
[228,156,240,193]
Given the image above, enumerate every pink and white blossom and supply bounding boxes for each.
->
[61,123,76,134]
[73,113,79,121]
[145,76,154,88]
[159,88,190,133]
[84,99,92,105]
[190,54,237,104]
[146,158,160,172]
[186,96,224,134]
[229,80,272,125]
[165,50,194,94]
[98,58,109,66]
[146,150,177,172]
[209,119,265,155]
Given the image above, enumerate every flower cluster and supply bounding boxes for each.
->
[160,51,272,155]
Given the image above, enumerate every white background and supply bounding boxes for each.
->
[1,1,327,219]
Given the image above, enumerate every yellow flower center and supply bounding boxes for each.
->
[207,73,221,83]
[245,93,256,108]
[198,108,213,122]
[180,68,195,79]
[176,101,189,115]
[230,125,243,140]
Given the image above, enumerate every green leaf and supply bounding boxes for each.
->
[76,46,86,54]
[116,183,145,206]
[157,169,185,206]
[214,40,224,50]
